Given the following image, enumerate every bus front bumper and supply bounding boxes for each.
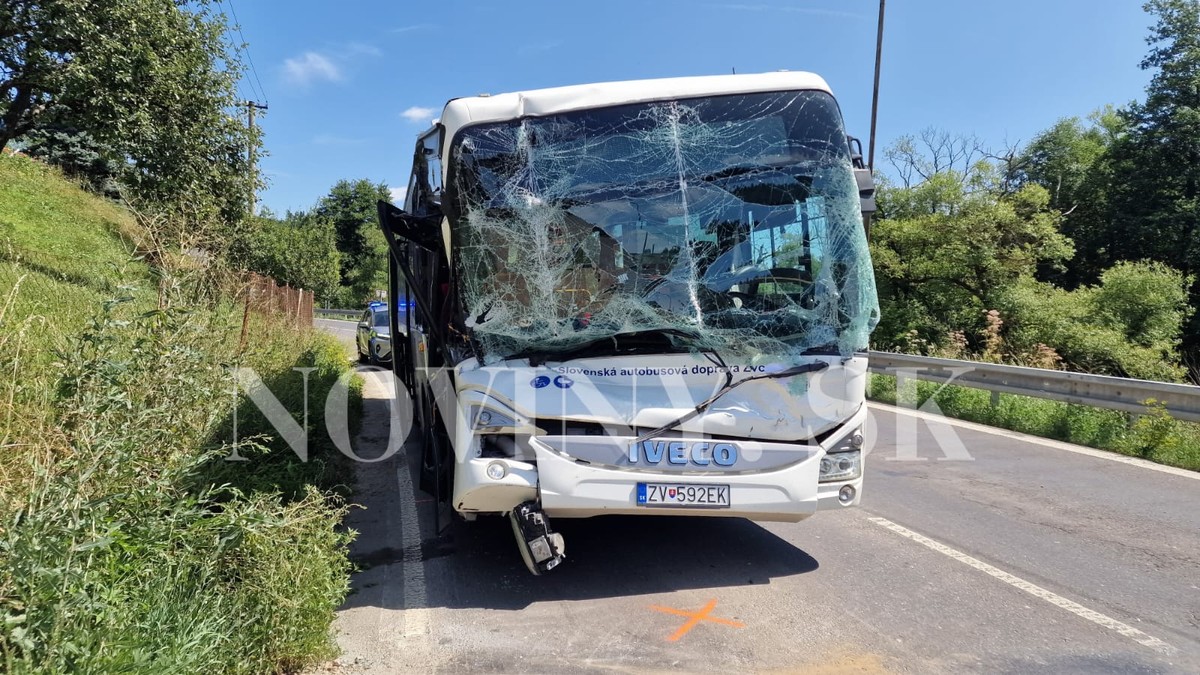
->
[453,434,864,521]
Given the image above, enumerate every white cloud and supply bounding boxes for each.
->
[283,52,341,86]
[401,106,435,124]
[344,42,382,58]
[389,187,407,204]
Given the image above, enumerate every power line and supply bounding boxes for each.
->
[224,0,268,104]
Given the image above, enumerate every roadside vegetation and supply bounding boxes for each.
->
[872,0,1200,387]
[867,375,1200,473]
[866,1,1200,471]
[241,178,395,308]
[0,109,356,675]
[2,3,369,670]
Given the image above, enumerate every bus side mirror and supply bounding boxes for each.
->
[377,200,442,252]
[847,135,866,169]
[854,167,876,231]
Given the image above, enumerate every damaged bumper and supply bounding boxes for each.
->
[453,406,867,521]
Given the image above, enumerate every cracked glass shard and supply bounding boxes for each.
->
[446,90,879,364]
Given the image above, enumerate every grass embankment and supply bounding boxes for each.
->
[868,373,1200,472]
[0,153,360,672]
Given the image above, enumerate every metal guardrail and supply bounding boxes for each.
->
[315,308,359,319]
[867,351,1200,423]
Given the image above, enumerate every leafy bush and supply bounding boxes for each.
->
[998,268,1188,381]
[1091,261,1193,347]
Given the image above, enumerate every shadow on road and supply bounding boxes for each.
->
[416,513,820,611]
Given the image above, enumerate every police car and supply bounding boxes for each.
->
[355,302,391,365]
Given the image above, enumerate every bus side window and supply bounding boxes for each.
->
[411,131,442,216]
[423,134,442,201]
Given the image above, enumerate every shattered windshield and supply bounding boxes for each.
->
[446,90,879,363]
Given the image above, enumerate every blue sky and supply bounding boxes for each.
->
[227,0,1156,215]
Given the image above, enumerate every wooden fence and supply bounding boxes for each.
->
[240,272,313,331]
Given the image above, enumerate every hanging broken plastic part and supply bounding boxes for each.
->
[509,501,566,575]
[447,90,879,365]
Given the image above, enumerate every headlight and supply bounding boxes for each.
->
[819,450,861,483]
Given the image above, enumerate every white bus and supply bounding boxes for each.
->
[379,71,879,574]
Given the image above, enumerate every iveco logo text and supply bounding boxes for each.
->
[628,440,737,466]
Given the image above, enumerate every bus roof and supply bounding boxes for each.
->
[436,71,833,147]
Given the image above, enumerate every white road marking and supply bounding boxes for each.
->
[868,402,1200,481]
[867,515,1176,655]
[394,450,429,639]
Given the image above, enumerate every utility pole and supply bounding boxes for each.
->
[867,0,886,173]
[244,100,268,215]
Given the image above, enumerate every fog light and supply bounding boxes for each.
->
[850,430,864,448]
[486,461,507,480]
[839,485,856,504]
[477,410,493,426]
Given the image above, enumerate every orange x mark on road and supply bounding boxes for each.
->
[649,599,745,642]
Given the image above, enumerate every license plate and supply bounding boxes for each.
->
[637,483,730,508]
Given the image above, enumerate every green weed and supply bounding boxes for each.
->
[0,153,359,673]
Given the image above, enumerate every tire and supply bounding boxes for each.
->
[357,349,369,364]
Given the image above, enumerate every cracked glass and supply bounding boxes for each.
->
[445,89,879,364]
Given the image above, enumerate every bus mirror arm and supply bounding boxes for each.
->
[377,200,443,252]
[854,167,876,233]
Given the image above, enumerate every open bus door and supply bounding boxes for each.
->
[378,196,456,534]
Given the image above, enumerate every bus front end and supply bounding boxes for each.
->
[383,72,879,574]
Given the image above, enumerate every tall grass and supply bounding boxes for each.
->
[868,374,1200,472]
[0,153,359,672]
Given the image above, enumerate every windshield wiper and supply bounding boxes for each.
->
[632,360,829,445]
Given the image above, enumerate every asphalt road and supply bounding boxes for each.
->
[314,325,1200,674]
[316,317,358,348]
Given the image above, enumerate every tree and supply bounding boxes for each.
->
[233,212,342,304]
[871,144,1073,350]
[1019,109,1126,285]
[1102,0,1200,353]
[1,1,256,237]
[21,122,121,196]
[313,179,392,304]
[0,0,77,148]
[884,128,988,190]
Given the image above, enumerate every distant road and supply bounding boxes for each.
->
[315,318,356,353]
[314,323,1200,673]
